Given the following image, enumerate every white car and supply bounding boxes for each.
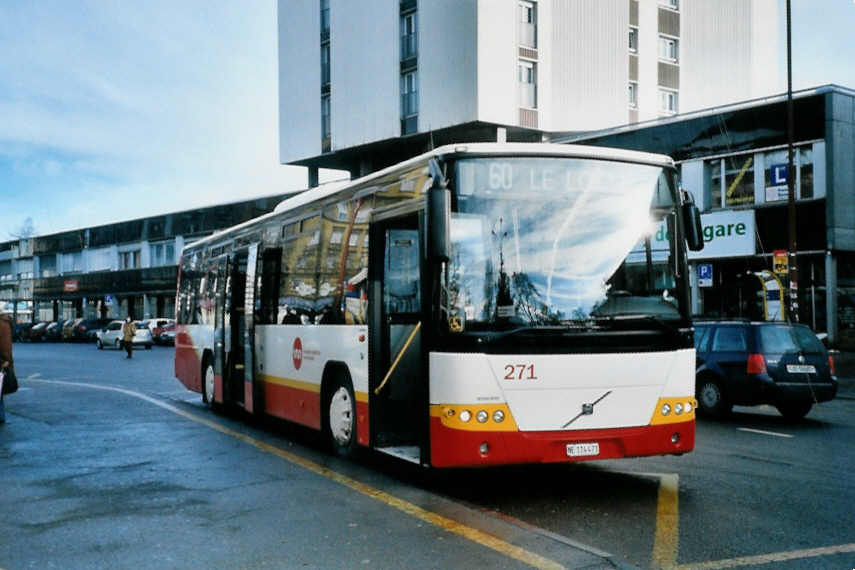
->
[96,320,153,350]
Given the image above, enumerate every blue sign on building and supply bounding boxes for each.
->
[698,263,713,287]
[770,163,788,186]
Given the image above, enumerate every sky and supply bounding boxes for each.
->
[1,0,854,239]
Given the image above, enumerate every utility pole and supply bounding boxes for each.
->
[786,0,798,322]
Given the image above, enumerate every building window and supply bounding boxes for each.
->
[401,71,418,117]
[518,1,537,49]
[149,242,175,267]
[119,250,140,270]
[658,88,677,114]
[799,146,813,199]
[518,60,537,109]
[763,146,815,202]
[659,0,679,10]
[321,94,331,141]
[724,155,755,207]
[628,82,638,108]
[629,26,638,53]
[401,12,417,60]
[658,35,679,63]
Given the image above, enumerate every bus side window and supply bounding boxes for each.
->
[384,229,420,314]
[279,214,321,324]
[257,248,281,325]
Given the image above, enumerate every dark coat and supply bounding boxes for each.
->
[0,313,18,395]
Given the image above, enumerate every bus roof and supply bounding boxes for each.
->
[183,142,675,254]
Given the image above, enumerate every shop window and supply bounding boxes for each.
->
[709,160,723,209]
[799,147,813,199]
[724,155,754,207]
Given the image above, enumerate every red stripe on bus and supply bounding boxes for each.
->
[429,418,695,468]
[174,332,202,393]
[262,382,370,446]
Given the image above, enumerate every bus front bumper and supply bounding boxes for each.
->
[429,418,695,468]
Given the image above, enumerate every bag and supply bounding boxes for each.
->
[1,367,18,395]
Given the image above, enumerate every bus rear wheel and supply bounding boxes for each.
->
[202,361,217,409]
[325,377,357,458]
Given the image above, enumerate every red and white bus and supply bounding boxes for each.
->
[175,143,704,467]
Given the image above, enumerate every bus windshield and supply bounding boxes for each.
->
[448,157,684,329]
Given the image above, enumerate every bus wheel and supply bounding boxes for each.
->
[326,377,357,457]
[202,361,216,409]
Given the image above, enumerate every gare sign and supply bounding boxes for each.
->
[636,209,756,262]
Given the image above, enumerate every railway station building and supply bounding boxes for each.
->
[0,194,293,325]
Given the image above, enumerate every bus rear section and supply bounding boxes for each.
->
[428,350,696,467]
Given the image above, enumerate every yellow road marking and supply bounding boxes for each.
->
[676,542,855,569]
[29,379,564,570]
[650,473,680,569]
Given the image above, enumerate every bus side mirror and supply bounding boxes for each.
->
[427,159,450,262]
[682,202,704,252]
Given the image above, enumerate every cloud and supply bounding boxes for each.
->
[0,0,342,238]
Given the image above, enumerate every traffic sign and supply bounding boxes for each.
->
[698,263,713,287]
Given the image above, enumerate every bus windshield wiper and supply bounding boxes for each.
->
[591,314,678,332]
[483,324,591,342]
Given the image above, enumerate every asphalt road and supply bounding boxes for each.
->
[2,343,854,569]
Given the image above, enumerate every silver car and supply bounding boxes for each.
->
[96,320,153,350]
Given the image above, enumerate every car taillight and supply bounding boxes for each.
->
[80,325,86,331]
[747,353,767,375]
[829,355,836,375]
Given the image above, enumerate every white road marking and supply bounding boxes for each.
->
[677,542,855,569]
[737,427,794,438]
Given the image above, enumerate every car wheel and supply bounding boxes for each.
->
[697,377,731,417]
[776,401,812,420]
[325,376,357,458]
[97,339,103,350]
[202,360,217,409]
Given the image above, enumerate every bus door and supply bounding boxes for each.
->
[370,214,428,464]
[242,243,260,413]
[224,249,248,405]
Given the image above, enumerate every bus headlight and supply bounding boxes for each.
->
[476,410,489,423]
[685,401,693,414]
[661,403,671,416]
[493,410,505,423]
[675,403,684,415]
[459,410,472,423]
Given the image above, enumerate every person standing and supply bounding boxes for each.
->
[0,312,18,423]
[121,317,136,359]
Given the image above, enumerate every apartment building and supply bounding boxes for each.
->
[278,0,779,176]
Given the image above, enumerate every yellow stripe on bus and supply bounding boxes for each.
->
[258,373,369,403]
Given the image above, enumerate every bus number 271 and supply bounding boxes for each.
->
[504,364,537,380]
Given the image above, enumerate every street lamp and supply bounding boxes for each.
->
[786,0,798,322]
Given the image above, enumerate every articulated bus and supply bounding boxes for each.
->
[174,143,705,468]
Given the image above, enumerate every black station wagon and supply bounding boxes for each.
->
[694,321,838,419]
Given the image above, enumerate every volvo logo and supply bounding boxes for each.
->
[562,391,612,428]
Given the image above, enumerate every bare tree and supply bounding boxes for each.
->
[9,217,37,239]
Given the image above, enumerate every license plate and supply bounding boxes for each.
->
[786,364,816,374]
[566,443,600,457]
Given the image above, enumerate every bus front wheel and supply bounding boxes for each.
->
[325,377,357,458]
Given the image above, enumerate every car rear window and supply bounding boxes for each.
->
[758,325,825,355]
[792,326,825,354]
[711,327,747,352]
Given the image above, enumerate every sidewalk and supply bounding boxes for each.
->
[832,350,855,399]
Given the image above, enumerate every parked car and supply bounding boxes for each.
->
[140,318,174,344]
[694,320,838,419]
[12,322,34,342]
[44,321,64,341]
[71,318,112,342]
[62,318,82,341]
[28,321,49,342]
[159,323,176,345]
[96,320,153,350]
